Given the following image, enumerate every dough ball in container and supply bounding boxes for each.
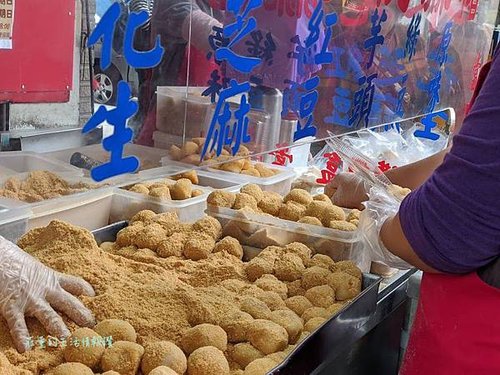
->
[241,168,261,177]
[192,216,223,240]
[254,274,288,300]
[247,319,288,355]
[327,303,344,316]
[191,189,204,197]
[319,205,346,226]
[306,254,335,269]
[304,317,326,332]
[297,216,322,226]
[230,343,264,368]
[257,193,283,216]
[47,363,93,375]
[346,209,361,222]
[208,190,237,208]
[129,183,150,195]
[256,291,287,311]
[284,189,313,206]
[286,280,305,297]
[214,236,244,259]
[187,346,230,375]
[283,242,312,264]
[170,145,182,160]
[245,257,275,282]
[233,193,259,211]
[304,201,331,221]
[305,285,335,308]
[240,184,264,202]
[181,324,228,355]
[157,232,187,258]
[94,319,137,343]
[350,219,360,227]
[254,163,276,178]
[100,341,144,375]
[116,224,144,247]
[183,233,216,261]
[220,159,246,173]
[150,186,172,199]
[328,220,357,231]
[273,253,305,282]
[269,309,304,343]
[327,272,362,301]
[170,178,193,200]
[152,212,180,231]
[63,328,105,369]
[243,357,279,375]
[141,341,187,375]
[130,209,157,223]
[278,201,307,222]
[180,141,199,158]
[285,296,313,316]
[331,260,362,280]
[134,223,168,251]
[149,366,179,375]
[295,331,310,344]
[301,266,331,290]
[301,307,329,322]
[191,137,206,147]
[312,194,331,203]
[172,170,199,185]
[240,297,272,320]
[220,310,254,343]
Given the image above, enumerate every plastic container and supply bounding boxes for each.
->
[206,205,363,266]
[153,131,182,150]
[119,178,212,222]
[161,156,296,195]
[0,204,31,243]
[0,151,83,176]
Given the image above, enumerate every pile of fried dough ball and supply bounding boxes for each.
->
[126,178,204,200]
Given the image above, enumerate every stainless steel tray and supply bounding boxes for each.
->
[91,222,381,375]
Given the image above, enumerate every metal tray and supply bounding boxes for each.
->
[91,222,381,375]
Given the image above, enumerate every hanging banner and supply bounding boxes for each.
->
[0,0,14,49]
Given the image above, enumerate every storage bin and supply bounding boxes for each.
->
[0,151,83,176]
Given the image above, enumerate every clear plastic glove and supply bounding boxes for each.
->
[0,236,96,353]
[358,186,412,270]
[325,173,368,210]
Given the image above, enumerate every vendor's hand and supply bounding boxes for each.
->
[0,236,95,353]
[325,173,368,210]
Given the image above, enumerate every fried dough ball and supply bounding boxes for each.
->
[243,358,278,375]
[305,285,335,308]
[347,209,361,222]
[304,201,330,222]
[296,331,310,343]
[254,163,275,178]
[150,186,172,199]
[214,236,244,259]
[192,216,222,240]
[172,170,199,185]
[301,266,331,290]
[181,154,201,166]
[278,201,307,222]
[257,193,282,216]
[241,168,261,177]
[130,210,157,223]
[273,253,305,282]
[286,280,305,297]
[149,366,178,375]
[285,296,313,316]
[327,303,344,316]
[231,343,264,368]
[183,233,216,260]
[220,311,254,343]
[331,261,362,280]
[266,351,287,363]
[233,193,259,211]
[304,317,326,332]
[350,219,359,226]
[208,190,237,208]
[307,254,335,269]
[116,224,143,247]
[130,183,150,195]
[301,307,329,322]
[313,194,331,203]
[298,216,322,226]
[94,319,137,343]
[63,328,105,369]
[283,242,312,263]
[329,220,357,231]
[327,272,362,301]
[256,291,286,311]
[269,310,304,343]
[241,297,272,319]
[192,137,206,147]
[152,212,180,229]
[320,205,346,226]
[48,363,93,375]
[247,320,288,354]
[245,257,275,282]
[141,341,187,375]
[170,178,193,200]
[100,241,116,252]
[181,141,199,158]
[181,324,228,355]
[100,341,144,375]
[284,189,313,206]
[254,275,288,300]
[170,145,182,160]
[157,232,187,258]
[187,346,230,375]
[220,160,246,173]
[192,189,204,198]
[241,184,264,202]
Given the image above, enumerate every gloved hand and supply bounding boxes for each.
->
[359,186,412,269]
[325,173,368,210]
[0,236,96,353]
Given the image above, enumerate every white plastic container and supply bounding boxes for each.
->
[119,178,212,222]
[0,151,83,176]
[206,205,363,266]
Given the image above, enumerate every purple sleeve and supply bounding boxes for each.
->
[399,53,500,274]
